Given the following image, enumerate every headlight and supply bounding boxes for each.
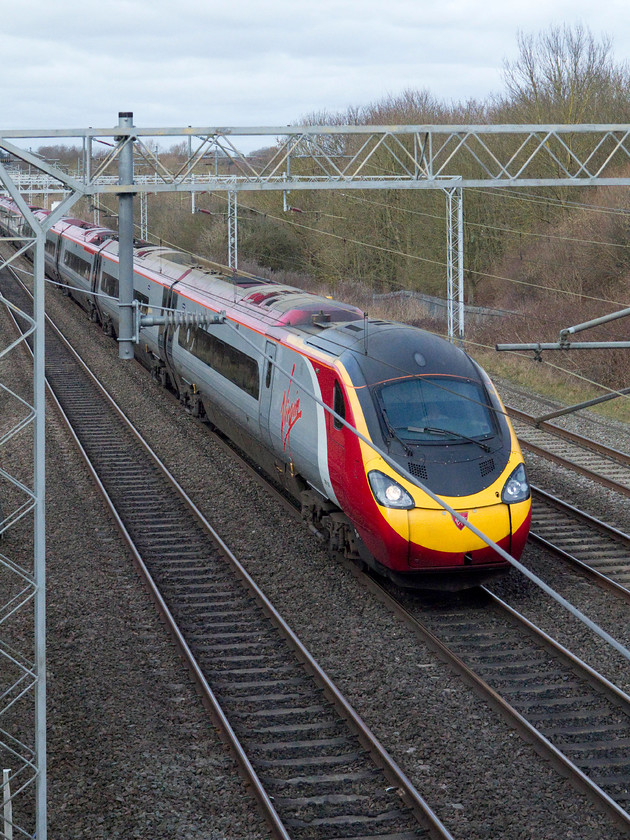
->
[368,470,415,509]
[501,463,530,503]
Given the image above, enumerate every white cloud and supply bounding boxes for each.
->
[1,0,628,131]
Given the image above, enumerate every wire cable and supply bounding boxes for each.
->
[231,197,630,307]
[342,191,630,251]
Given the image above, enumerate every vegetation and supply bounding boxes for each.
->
[34,24,630,419]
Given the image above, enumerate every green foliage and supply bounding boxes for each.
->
[240,218,303,271]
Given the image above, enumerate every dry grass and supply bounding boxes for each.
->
[368,296,430,323]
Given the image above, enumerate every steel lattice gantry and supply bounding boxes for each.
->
[3,117,630,839]
[5,121,630,190]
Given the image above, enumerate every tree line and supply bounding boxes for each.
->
[177,25,630,311]
[31,24,630,394]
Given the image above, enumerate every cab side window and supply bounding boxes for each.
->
[333,381,345,430]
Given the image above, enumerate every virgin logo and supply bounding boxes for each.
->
[281,365,302,450]
[452,511,469,530]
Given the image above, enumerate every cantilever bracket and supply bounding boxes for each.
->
[132,304,226,343]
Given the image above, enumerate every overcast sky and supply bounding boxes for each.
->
[2,0,629,134]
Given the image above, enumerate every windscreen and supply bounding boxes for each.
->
[376,376,496,443]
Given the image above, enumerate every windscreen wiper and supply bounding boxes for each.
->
[409,426,492,452]
[381,408,413,456]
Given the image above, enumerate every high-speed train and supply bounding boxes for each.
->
[0,197,531,588]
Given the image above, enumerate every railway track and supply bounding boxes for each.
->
[530,486,630,600]
[364,577,630,832]
[4,260,630,837]
[180,387,630,829]
[2,269,453,839]
[142,352,630,829]
[507,406,630,497]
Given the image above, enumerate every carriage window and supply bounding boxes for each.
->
[133,290,150,315]
[333,381,345,430]
[101,271,119,298]
[376,376,495,442]
[63,250,92,280]
[178,325,259,400]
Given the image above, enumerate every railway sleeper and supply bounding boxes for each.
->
[255,752,367,769]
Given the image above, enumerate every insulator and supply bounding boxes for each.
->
[167,310,225,327]
[139,310,225,329]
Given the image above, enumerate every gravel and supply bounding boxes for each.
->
[0,303,268,840]
[2,277,630,839]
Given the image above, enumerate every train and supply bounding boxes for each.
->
[0,196,531,589]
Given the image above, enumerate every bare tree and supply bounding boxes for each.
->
[501,24,630,123]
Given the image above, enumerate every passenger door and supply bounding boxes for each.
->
[259,340,277,449]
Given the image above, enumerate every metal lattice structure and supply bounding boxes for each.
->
[228,191,238,271]
[0,224,48,840]
[5,122,630,192]
[444,186,464,342]
[0,288,38,840]
[3,117,630,839]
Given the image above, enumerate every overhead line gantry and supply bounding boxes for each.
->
[2,115,630,840]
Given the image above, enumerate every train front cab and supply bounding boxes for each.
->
[331,343,531,588]
[361,448,530,570]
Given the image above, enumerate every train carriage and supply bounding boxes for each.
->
[0,197,531,588]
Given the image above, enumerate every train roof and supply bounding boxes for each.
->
[243,288,364,328]
[170,259,365,331]
[12,210,462,370]
[0,207,361,333]
[307,320,481,384]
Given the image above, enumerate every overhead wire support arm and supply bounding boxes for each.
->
[497,306,630,356]
[496,341,630,353]
[134,308,226,341]
[559,306,630,341]
[534,387,630,424]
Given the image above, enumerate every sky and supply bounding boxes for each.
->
[1,0,629,136]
